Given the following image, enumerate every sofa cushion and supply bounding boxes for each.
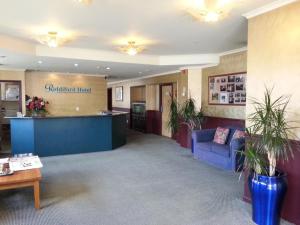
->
[196,142,212,152]
[211,143,230,157]
[213,127,230,144]
[226,127,245,144]
[232,130,246,140]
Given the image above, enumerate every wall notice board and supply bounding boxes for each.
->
[208,72,247,106]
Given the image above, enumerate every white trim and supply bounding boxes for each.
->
[243,0,297,19]
[0,67,26,72]
[107,70,180,85]
[179,64,219,71]
[219,47,247,56]
[25,70,107,77]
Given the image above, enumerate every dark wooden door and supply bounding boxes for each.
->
[107,88,112,111]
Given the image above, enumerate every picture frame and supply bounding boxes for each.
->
[5,84,20,101]
[208,72,246,106]
[115,86,123,101]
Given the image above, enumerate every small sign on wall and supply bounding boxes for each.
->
[208,72,247,106]
[115,86,123,101]
[45,84,92,93]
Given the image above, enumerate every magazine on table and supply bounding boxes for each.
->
[9,156,43,172]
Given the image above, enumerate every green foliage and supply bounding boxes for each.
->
[168,98,179,134]
[243,87,299,176]
[180,98,204,131]
[167,97,204,135]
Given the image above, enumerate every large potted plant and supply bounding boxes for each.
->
[167,98,179,140]
[178,98,204,149]
[243,88,299,225]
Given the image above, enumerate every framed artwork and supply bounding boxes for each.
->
[115,86,123,101]
[5,84,20,101]
[208,72,246,106]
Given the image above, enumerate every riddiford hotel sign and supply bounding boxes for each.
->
[45,84,92,93]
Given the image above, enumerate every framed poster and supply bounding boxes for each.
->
[5,84,20,101]
[208,72,246,106]
[115,86,123,101]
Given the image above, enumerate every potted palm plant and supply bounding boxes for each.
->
[243,88,299,225]
[168,97,204,149]
[168,98,179,140]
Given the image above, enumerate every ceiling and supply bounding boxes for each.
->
[0,0,277,81]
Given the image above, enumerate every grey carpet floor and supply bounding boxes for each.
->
[0,132,293,225]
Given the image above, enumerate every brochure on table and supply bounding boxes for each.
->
[0,156,43,172]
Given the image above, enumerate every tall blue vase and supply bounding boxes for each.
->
[248,172,287,225]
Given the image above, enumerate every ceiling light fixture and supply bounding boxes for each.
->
[74,63,79,67]
[76,0,92,5]
[186,0,234,22]
[38,60,43,64]
[121,41,143,56]
[37,30,73,48]
[47,31,58,48]
[106,67,111,70]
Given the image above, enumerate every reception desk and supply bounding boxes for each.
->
[8,113,127,157]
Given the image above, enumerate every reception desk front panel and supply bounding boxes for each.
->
[10,114,127,157]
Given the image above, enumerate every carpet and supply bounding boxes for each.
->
[0,132,293,225]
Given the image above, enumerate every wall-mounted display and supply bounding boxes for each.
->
[208,72,246,106]
[115,86,123,101]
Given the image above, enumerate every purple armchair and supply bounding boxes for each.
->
[192,127,245,171]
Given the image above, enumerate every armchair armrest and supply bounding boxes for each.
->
[230,137,245,171]
[192,129,216,143]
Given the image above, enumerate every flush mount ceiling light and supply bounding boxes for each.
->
[37,31,62,48]
[120,41,143,56]
[37,30,74,48]
[186,0,235,22]
[76,0,92,5]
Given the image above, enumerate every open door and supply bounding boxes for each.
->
[107,88,112,111]
[160,84,173,138]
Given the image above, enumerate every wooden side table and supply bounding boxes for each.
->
[0,169,42,209]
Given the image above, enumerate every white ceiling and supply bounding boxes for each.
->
[0,0,277,81]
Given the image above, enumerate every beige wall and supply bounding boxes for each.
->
[202,51,247,119]
[188,68,202,109]
[108,72,188,110]
[25,71,107,116]
[0,70,26,113]
[246,2,300,137]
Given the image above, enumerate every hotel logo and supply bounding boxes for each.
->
[45,84,92,93]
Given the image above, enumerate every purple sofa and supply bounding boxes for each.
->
[192,127,245,171]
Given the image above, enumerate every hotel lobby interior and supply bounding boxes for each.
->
[0,0,299,225]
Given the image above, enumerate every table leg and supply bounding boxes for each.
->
[33,181,40,209]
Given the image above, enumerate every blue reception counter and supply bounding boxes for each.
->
[8,113,127,157]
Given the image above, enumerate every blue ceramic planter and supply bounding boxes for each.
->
[248,172,287,225]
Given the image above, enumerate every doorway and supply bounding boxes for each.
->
[107,88,112,111]
[0,80,22,154]
[160,83,173,138]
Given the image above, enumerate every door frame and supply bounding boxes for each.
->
[159,83,173,137]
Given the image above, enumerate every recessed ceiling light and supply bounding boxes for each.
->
[138,72,142,74]
[106,67,111,70]
[74,63,79,67]
[38,60,43,64]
